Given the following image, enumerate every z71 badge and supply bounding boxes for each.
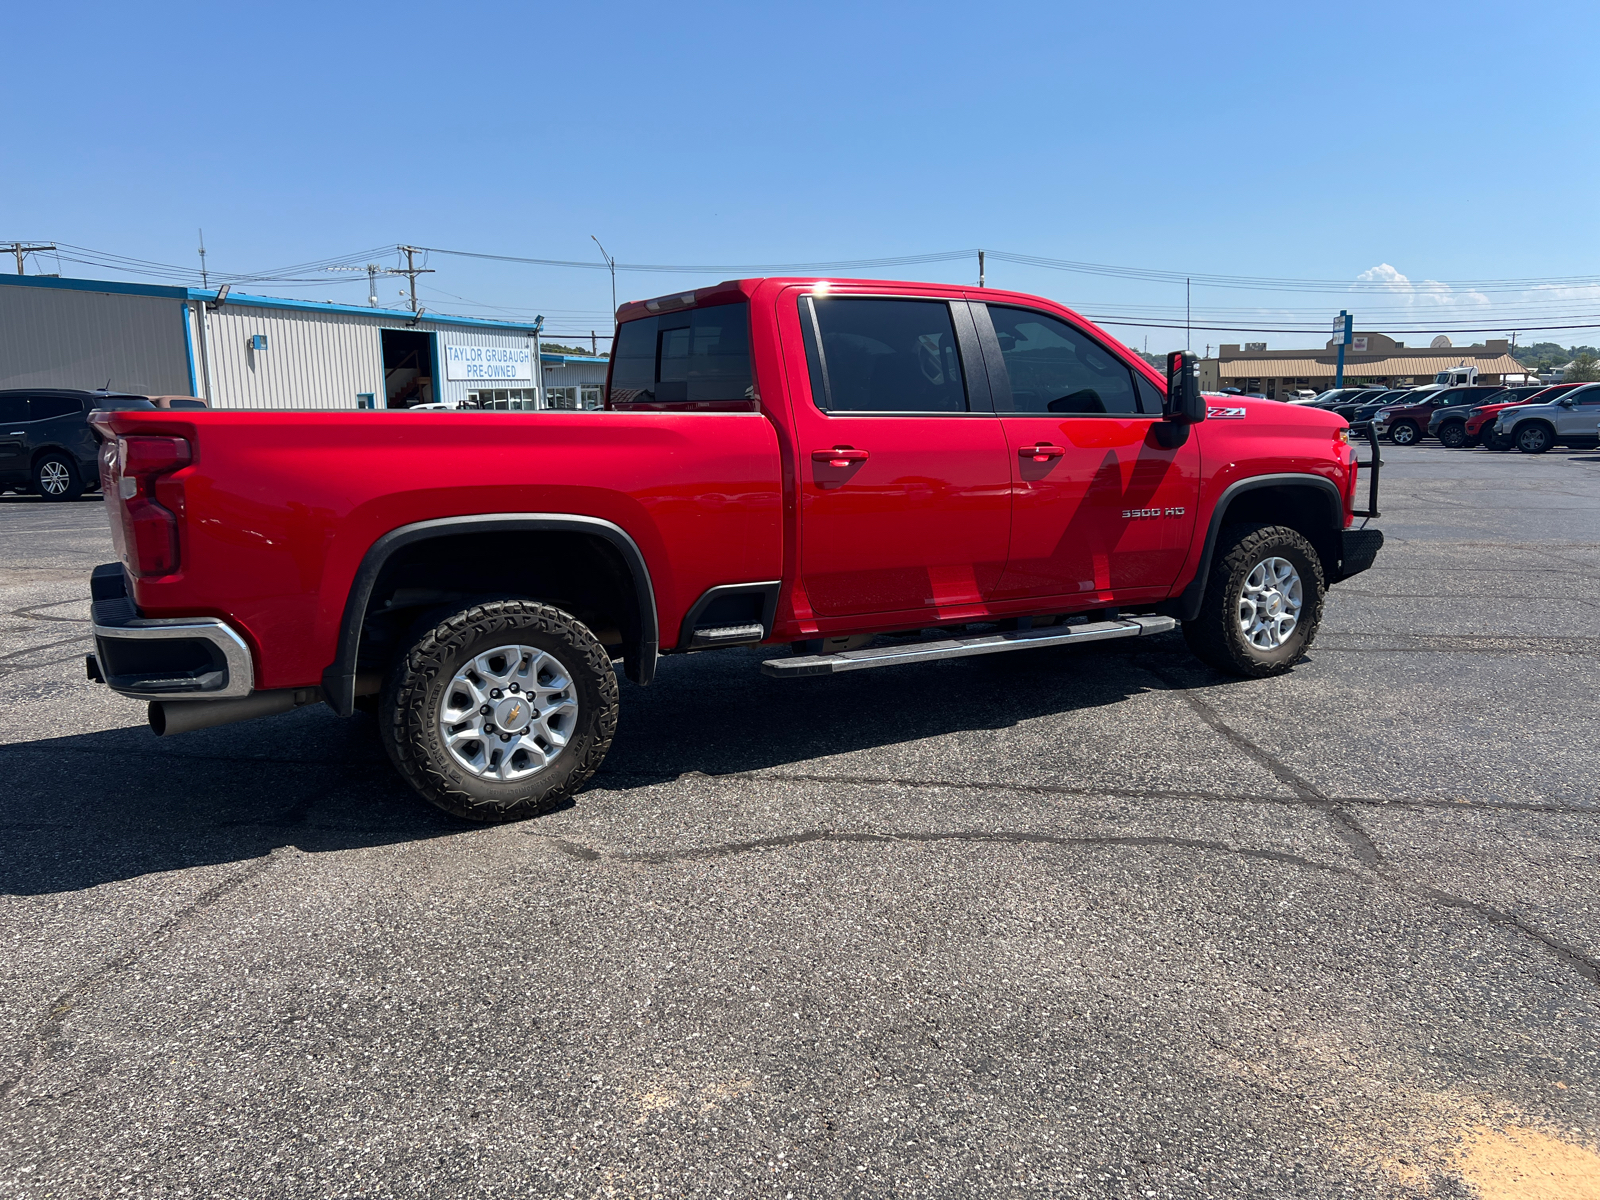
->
[1207,406,1248,419]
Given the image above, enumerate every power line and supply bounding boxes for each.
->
[1085,317,1600,334]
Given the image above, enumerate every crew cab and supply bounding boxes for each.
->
[85,278,1383,822]
[1494,382,1600,453]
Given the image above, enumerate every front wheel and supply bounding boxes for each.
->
[381,599,619,822]
[1482,428,1513,452]
[1183,524,1326,678]
[1516,423,1552,454]
[1437,422,1467,449]
[1389,421,1420,446]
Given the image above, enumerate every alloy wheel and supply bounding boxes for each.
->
[1237,556,1303,650]
[38,461,71,495]
[437,643,579,781]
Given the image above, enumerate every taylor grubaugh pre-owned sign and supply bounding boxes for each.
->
[443,344,533,382]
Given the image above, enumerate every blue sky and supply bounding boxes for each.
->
[6,0,1597,351]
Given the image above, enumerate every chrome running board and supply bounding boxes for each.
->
[762,616,1176,678]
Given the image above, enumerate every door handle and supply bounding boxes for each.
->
[1020,443,1066,462]
[812,447,869,467]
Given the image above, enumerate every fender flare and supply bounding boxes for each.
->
[1172,473,1344,622]
[321,513,658,716]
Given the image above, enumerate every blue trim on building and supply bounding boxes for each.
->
[539,353,611,366]
[180,302,198,395]
[0,272,543,333]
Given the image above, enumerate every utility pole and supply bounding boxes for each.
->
[591,235,616,315]
[978,250,985,288]
[1186,278,1191,353]
[198,229,208,288]
[326,263,386,307]
[590,330,597,355]
[392,246,434,315]
[6,242,55,275]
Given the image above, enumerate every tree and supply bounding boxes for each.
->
[542,342,605,358]
[1565,352,1600,383]
[1513,342,1598,371]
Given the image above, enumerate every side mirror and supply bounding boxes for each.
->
[1154,352,1204,448]
[1164,351,1206,424]
[1559,396,1576,407]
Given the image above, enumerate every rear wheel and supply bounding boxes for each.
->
[1389,420,1420,446]
[1437,421,1467,449]
[1182,524,1326,678]
[1516,423,1553,454]
[381,599,619,822]
[33,454,83,501]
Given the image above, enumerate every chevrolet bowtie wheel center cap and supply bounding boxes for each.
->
[494,696,533,732]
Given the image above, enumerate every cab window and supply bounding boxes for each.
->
[985,306,1140,415]
[801,297,969,413]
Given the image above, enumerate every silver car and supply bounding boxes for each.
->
[1495,383,1600,453]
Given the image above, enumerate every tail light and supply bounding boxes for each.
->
[105,435,192,577]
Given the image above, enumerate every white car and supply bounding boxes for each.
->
[1495,383,1600,453]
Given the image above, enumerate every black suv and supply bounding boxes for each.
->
[0,389,166,501]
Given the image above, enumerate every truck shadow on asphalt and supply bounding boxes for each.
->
[0,634,1228,895]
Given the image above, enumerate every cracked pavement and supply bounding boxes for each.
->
[1,444,1598,1197]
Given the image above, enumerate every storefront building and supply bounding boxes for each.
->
[1197,333,1532,398]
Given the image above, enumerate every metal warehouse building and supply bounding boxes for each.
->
[0,274,608,410]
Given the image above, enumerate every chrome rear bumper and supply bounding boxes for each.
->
[88,562,255,700]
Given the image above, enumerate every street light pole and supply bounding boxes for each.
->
[591,235,616,316]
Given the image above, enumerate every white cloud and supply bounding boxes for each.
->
[1353,263,1489,311]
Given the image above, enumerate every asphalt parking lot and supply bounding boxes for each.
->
[2,444,1598,1198]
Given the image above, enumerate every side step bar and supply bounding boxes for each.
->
[762,616,1176,678]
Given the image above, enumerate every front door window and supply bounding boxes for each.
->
[981,305,1200,600]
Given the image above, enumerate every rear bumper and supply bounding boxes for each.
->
[88,562,255,700]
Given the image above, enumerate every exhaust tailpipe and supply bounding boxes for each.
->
[149,687,322,736]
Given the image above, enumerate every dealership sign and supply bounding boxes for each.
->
[444,344,533,381]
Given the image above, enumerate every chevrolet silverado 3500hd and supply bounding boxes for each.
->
[86,278,1383,821]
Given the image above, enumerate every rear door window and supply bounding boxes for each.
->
[0,396,29,424]
[30,395,83,420]
[984,306,1140,415]
[802,297,969,413]
[608,302,751,406]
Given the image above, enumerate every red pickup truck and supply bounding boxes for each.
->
[86,278,1383,822]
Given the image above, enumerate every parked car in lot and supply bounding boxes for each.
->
[1339,389,1414,424]
[0,389,201,501]
[1306,387,1378,411]
[1372,385,1504,445]
[82,276,1382,823]
[1495,383,1600,453]
[1430,384,1555,449]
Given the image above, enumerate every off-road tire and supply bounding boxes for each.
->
[33,453,83,501]
[1516,423,1553,454]
[1182,523,1326,679]
[1437,421,1467,449]
[1389,421,1420,446]
[381,599,618,822]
